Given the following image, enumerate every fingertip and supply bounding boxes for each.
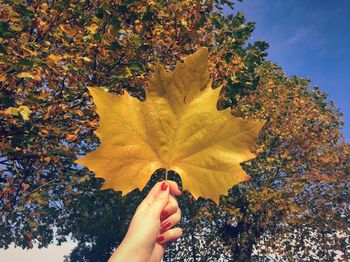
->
[157,227,183,244]
[154,181,169,194]
[175,188,182,196]
[173,186,182,196]
[167,180,182,196]
[161,181,168,191]
[177,227,183,237]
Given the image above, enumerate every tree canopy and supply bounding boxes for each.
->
[0,0,349,261]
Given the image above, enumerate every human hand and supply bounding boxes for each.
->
[108,180,182,262]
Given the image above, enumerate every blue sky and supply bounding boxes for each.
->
[229,0,350,140]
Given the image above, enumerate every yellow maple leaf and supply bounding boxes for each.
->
[76,48,265,203]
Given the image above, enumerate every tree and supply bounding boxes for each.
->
[163,63,350,261]
[0,0,348,261]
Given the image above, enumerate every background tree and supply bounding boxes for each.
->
[163,63,349,261]
[0,0,348,261]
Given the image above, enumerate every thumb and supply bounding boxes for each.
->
[152,181,169,216]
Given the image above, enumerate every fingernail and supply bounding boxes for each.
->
[160,210,169,219]
[156,235,164,243]
[161,221,171,231]
[161,182,168,191]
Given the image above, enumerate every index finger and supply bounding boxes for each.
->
[143,180,181,205]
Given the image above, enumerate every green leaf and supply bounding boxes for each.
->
[0,91,15,107]
[0,44,7,54]
[138,44,151,51]
[142,10,154,21]
[18,4,35,18]
[19,59,34,67]
[110,16,121,29]
[93,32,102,41]
[110,40,121,51]
[131,36,142,46]
[0,22,14,38]
[0,22,9,34]
[117,5,128,14]
[129,63,144,72]
[96,7,104,19]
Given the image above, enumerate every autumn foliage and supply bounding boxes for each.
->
[0,0,349,261]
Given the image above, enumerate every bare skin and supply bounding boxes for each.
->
[108,180,182,262]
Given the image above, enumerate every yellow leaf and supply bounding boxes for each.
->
[63,54,74,59]
[59,24,77,36]
[92,16,101,23]
[47,54,62,63]
[86,24,99,35]
[3,107,19,116]
[266,157,274,163]
[82,57,91,62]
[40,3,48,10]
[18,105,32,120]
[17,72,35,79]
[3,105,31,120]
[76,48,265,204]
[180,19,188,26]
[125,67,132,76]
[0,74,6,82]
[9,24,23,31]
[22,46,38,56]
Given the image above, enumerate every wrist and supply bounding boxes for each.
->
[108,237,144,262]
